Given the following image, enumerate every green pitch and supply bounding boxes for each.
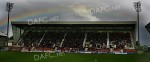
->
[0,52,150,62]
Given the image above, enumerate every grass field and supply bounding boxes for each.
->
[0,52,150,62]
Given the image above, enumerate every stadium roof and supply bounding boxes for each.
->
[12,21,136,30]
[12,21,136,24]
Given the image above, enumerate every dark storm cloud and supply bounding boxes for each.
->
[0,0,138,21]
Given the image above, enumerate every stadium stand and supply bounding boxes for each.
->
[18,31,134,53]
[109,32,132,49]
[39,31,65,48]
[86,32,107,49]
[11,21,136,53]
[21,31,44,47]
[62,32,85,48]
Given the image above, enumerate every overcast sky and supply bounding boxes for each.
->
[0,0,150,46]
